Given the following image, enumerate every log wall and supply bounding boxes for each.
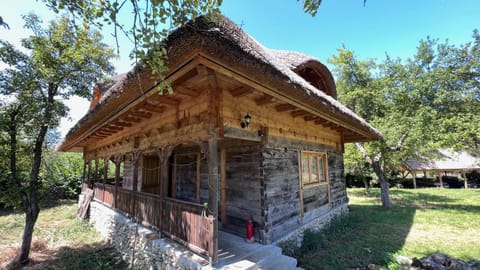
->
[221,140,263,237]
[261,136,346,244]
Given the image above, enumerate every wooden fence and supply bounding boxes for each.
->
[90,186,216,261]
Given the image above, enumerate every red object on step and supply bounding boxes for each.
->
[246,216,254,243]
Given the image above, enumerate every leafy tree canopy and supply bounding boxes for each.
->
[330,30,480,208]
[0,13,115,264]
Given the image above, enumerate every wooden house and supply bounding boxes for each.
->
[59,15,381,263]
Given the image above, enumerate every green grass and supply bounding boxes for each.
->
[2,190,479,269]
[287,188,480,270]
[0,200,129,270]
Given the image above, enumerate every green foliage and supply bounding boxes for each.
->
[41,0,222,78]
[1,13,115,262]
[41,152,84,200]
[0,14,114,208]
[330,31,480,191]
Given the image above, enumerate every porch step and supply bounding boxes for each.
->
[214,232,299,270]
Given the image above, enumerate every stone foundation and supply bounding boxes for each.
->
[88,199,210,270]
[85,196,347,269]
[275,203,349,247]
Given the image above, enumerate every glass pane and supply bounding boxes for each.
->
[301,154,310,184]
[318,155,325,182]
[311,156,319,183]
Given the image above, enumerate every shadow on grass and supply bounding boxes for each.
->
[289,203,416,270]
[5,242,129,270]
[0,199,77,217]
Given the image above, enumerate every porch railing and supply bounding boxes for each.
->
[90,186,216,261]
[162,197,215,259]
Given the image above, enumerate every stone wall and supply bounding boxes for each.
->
[275,203,349,247]
[89,200,209,270]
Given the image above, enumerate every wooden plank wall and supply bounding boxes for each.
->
[261,136,347,244]
[222,87,342,149]
[220,140,263,238]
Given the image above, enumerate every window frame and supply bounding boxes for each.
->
[299,150,329,188]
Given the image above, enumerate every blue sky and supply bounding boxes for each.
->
[1,0,479,136]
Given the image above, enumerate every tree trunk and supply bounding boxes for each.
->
[19,85,56,264]
[372,160,392,209]
[19,203,39,263]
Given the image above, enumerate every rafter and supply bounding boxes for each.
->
[229,86,253,98]
[303,115,317,121]
[150,95,180,106]
[291,110,308,118]
[174,85,200,97]
[142,103,166,113]
[130,110,152,119]
[275,103,296,112]
[254,94,275,106]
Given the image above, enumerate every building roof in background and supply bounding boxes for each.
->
[404,149,480,172]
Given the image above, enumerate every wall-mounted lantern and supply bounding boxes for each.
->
[241,113,251,128]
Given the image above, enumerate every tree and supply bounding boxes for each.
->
[331,32,480,209]
[0,14,115,264]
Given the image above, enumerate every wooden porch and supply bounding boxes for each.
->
[90,182,216,261]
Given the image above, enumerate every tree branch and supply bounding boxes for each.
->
[355,142,372,164]
[390,132,408,151]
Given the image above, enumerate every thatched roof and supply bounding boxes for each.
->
[404,149,480,172]
[60,15,381,150]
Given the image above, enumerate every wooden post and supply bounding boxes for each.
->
[114,155,122,209]
[157,146,172,232]
[94,159,99,184]
[196,153,201,203]
[220,147,227,225]
[103,157,108,202]
[413,171,417,189]
[87,160,92,188]
[172,154,177,198]
[298,151,304,217]
[82,159,87,184]
[463,170,468,189]
[437,171,443,188]
[207,139,219,264]
[132,151,141,216]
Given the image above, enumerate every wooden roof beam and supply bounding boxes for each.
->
[150,95,180,107]
[142,103,166,113]
[254,94,275,106]
[275,103,296,112]
[130,110,152,119]
[171,67,198,87]
[100,128,119,134]
[112,121,132,127]
[120,116,141,123]
[314,118,329,125]
[229,86,253,98]
[291,110,308,118]
[174,85,200,97]
[105,125,123,131]
[303,115,318,121]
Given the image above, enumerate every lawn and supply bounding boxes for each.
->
[1,189,479,269]
[0,200,129,270]
[288,188,480,270]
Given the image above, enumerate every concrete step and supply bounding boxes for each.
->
[256,254,298,270]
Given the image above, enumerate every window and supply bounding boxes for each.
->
[300,151,328,187]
